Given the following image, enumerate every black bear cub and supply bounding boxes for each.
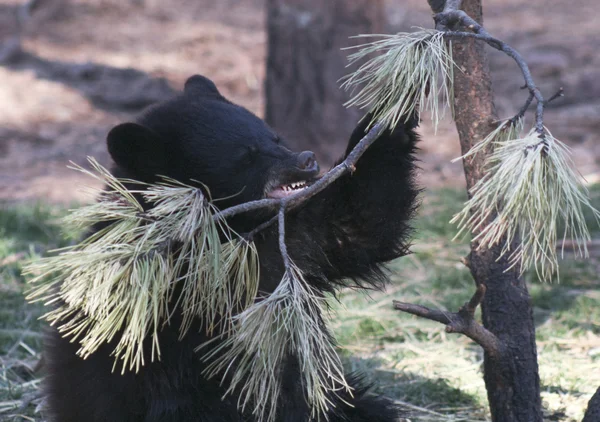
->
[43,75,420,421]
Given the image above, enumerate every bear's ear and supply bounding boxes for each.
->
[107,122,168,178]
[184,75,222,98]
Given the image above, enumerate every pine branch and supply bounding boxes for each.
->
[341,30,455,131]
[432,1,562,146]
[427,1,599,281]
[201,204,351,422]
[393,285,503,357]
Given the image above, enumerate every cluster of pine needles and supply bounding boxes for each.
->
[202,262,350,422]
[24,158,260,373]
[342,29,454,131]
[341,28,599,281]
[452,121,600,281]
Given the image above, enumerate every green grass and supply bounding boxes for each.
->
[0,203,70,421]
[1,187,599,421]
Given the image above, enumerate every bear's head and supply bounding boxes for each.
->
[106,75,319,210]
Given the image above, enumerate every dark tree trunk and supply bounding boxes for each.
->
[440,0,543,420]
[583,387,600,422]
[265,0,384,167]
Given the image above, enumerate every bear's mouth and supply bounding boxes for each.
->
[266,180,313,199]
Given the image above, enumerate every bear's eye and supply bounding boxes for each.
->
[241,145,258,164]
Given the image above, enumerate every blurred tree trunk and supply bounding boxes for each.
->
[441,0,543,420]
[265,0,384,167]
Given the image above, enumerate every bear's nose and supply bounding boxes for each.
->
[297,151,318,172]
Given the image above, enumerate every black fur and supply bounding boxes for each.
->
[43,75,420,422]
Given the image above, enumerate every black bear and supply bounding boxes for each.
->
[43,75,420,421]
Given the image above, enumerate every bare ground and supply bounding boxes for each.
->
[0,0,598,204]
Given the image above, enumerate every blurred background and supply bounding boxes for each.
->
[0,0,599,421]
[0,0,599,203]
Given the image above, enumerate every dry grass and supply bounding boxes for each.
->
[331,187,600,421]
[1,187,599,421]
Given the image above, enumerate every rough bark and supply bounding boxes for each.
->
[444,0,543,420]
[583,387,600,422]
[265,0,384,167]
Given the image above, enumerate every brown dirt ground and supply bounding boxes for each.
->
[0,0,598,204]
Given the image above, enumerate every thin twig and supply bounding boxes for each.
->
[464,283,485,314]
[513,92,534,123]
[393,285,503,357]
[510,87,563,124]
[278,206,290,269]
[392,301,451,325]
[244,214,279,241]
[545,87,564,104]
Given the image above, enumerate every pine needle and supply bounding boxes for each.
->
[452,117,525,163]
[24,158,259,373]
[341,29,455,131]
[201,262,350,422]
[452,127,600,281]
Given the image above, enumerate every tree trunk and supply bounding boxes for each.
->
[265,0,384,167]
[441,0,543,420]
[583,387,600,422]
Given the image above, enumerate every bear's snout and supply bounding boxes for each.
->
[297,151,318,173]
